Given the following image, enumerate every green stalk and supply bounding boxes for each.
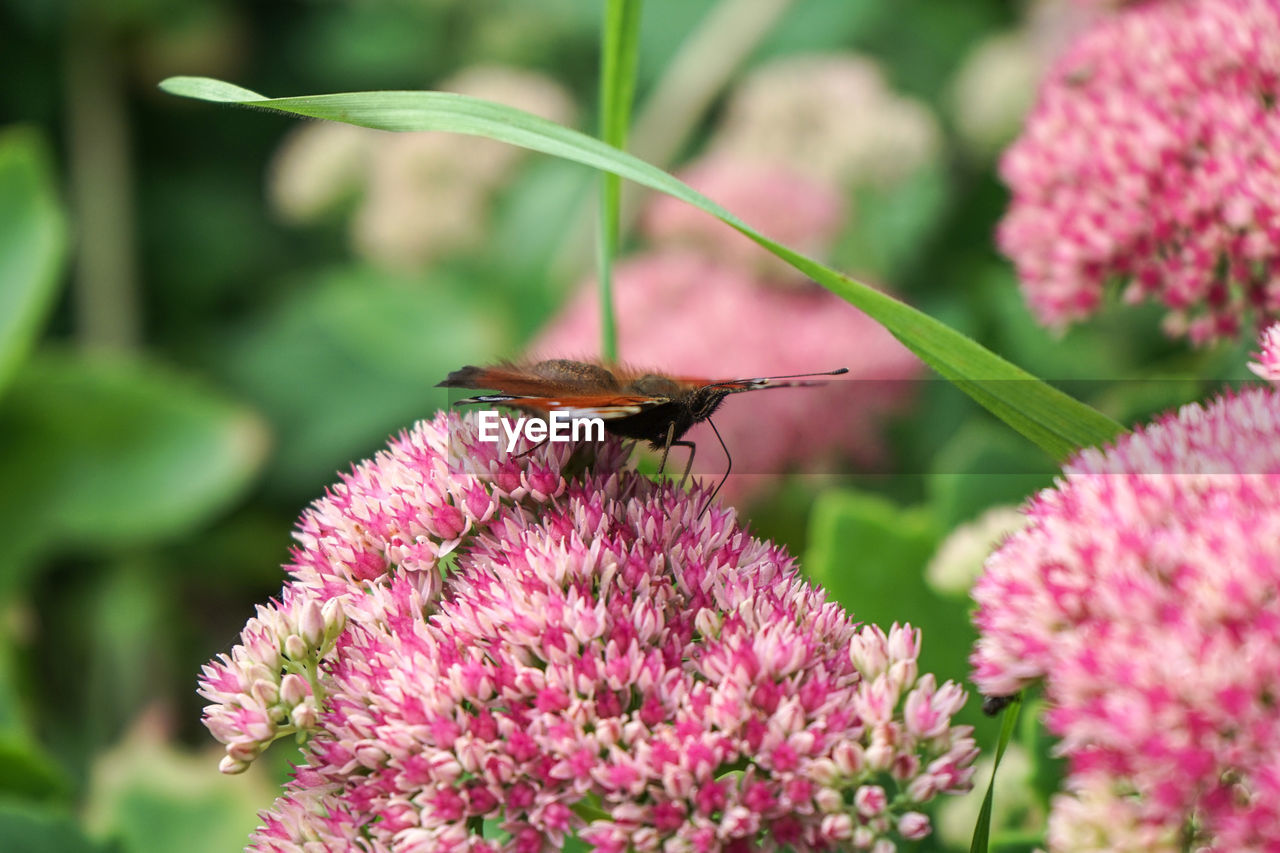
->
[970,697,1022,853]
[596,0,643,363]
[66,16,140,351]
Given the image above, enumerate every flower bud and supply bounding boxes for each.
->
[283,634,308,661]
[279,673,309,706]
[897,811,931,840]
[854,785,887,817]
[299,599,325,648]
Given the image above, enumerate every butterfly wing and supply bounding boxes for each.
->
[454,393,660,421]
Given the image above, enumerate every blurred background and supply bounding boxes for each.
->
[0,0,1258,850]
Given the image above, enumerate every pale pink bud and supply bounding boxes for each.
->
[885,623,920,664]
[219,754,250,775]
[299,599,325,647]
[855,785,888,817]
[289,701,317,730]
[866,740,895,772]
[814,786,843,813]
[849,627,889,678]
[820,813,854,841]
[283,634,307,661]
[227,741,262,762]
[906,773,938,802]
[808,758,840,785]
[833,740,866,775]
[279,673,308,706]
[897,811,931,840]
[888,658,918,692]
[249,678,280,707]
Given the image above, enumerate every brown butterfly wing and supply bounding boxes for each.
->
[480,394,660,421]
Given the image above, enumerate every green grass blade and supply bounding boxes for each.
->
[597,0,644,363]
[970,698,1022,853]
[159,77,1126,459]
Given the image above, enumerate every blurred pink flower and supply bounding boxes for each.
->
[1044,775,1181,853]
[710,54,940,191]
[971,335,1280,848]
[641,157,846,284]
[531,252,921,504]
[997,0,1280,344]
[201,412,977,851]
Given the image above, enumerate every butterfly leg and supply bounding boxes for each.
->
[654,422,697,487]
[655,422,676,477]
[696,418,731,519]
[671,441,696,488]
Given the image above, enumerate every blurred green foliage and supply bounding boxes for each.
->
[0,0,1255,850]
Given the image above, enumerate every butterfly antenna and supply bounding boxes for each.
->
[707,366,849,390]
[697,417,731,519]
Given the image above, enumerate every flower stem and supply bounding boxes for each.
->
[596,0,643,363]
[65,14,140,351]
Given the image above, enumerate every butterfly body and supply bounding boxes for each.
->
[439,359,766,447]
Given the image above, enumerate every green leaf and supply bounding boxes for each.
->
[804,489,975,701]
[0,353,269,591]
[0,801,104,853]
[159,76,1126,461]
[84,720,277,853]
[971,697,1022,853]
[0,738,68,802]
[928,422,1057,530]
[0,128,68,402]
[0,604,67,802]
[596,0,643,361]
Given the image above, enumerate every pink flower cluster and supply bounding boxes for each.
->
[202,412,977,852]
[971,369,1280,848]
[997,0,1280,344]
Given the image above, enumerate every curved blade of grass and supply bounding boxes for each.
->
[970,698,1022,853]
[160,76,1125,459]
[597,0,644,362]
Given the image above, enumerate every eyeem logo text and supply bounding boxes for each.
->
[476,410,606,453]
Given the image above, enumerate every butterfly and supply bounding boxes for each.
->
[438,359,848,510]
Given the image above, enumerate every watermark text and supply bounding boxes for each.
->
[477,410,606,453]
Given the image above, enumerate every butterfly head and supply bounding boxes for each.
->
[683,384,735,422]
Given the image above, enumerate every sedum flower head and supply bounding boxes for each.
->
[202,412,976,851]
[971,341,1280,848]
[997,0,1280,344]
